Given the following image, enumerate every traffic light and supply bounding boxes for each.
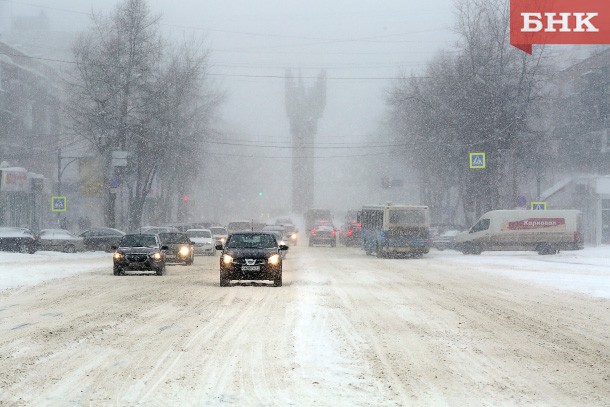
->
[183,195,190,201]
[258,191,263,197]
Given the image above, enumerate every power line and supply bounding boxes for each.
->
[203,139,409,149]
[0,50,427,80]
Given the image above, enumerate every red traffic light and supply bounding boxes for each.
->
[183,195,190,201]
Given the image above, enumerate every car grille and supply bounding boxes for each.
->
[126,254,148,262]
[233,258,266,265]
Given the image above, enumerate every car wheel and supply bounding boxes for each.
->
[64,244,76,253]
[376,245,385,258]
[156,265,165,276]
[308,240,313,247]
[19,243,29,254]
[113,266,122,276]
[463,243,482,255]
[273,272,282,287]
[220,272,231,287]
[537,243,556,255]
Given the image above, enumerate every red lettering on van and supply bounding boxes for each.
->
[508,218,565,230]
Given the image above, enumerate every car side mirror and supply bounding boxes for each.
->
[111,245,117,250]
[215,244,224,251]
[279,244,289,251]
[161,245,169,250]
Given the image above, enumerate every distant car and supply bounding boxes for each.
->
[209,226,228,245]
[37,229,85,253]
[309,225,337,247]
[262,225,290,243]
[186,229,216,256]
[282,224,298,246]
[433,230,461,251]
[112,234,167,276]
[340,221,362,247]
[0,227,37,254]
[158,232,194,265]
[227,221,253,235]
[79,227,125,252]
[217,232,288,287]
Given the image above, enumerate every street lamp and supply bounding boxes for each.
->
[57,148,81,196]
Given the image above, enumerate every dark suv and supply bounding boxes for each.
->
[112,234,168,276]
[217,232,288,287]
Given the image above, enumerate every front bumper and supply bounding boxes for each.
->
[220,263,281,280]
[114,255,163,271]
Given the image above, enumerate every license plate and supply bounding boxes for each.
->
[241,265,260,271]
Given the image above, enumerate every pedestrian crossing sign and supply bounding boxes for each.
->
[469,152,486,169]
[51,196,67,212]
[530,201,547,210]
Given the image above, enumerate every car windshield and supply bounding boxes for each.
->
[226,234,277,249]
[210,227,227,235]
[187,230,211,238]
[158,233,190,244]
[120,235,157,247]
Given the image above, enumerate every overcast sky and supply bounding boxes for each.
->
[1,0,457,139]
[1,0,459,215]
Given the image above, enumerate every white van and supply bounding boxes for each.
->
[454,210,584,255]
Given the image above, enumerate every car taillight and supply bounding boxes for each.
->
[331,230,336,235]
[574,231,582,242]
[310,230,316,235]
[356,223,361,228]
[347,229,353,236]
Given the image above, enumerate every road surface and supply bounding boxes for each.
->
[0,246,609,406]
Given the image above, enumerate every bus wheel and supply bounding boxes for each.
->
[376,245,385,258]
[537,243,556,255]
[464,243,481,255]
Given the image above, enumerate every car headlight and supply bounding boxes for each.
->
[113,252,122,261]
[179,246,190,257]
[222,254,233,265]
[220,237,226,244]
[268,254,280,265]
[152,252,162,261]
[291,233,297,239]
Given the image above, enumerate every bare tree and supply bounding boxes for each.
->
[65,0,221,230]
[387,0,549,225]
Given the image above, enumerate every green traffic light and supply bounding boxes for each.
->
[258,192,263,197]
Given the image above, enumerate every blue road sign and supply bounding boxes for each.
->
[51,196,67,212]
[530,201,547,210]
[110,178,121,188]
[469,152,486,169]
[516,195,527,207]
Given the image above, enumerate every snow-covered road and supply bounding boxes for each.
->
[0,246,609,405]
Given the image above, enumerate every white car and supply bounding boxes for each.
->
[186,229,216,256]
[209,226,228,245]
